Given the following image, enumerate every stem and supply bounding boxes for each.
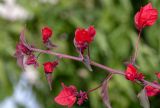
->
[132,30,142,64]
[36,52,42,59]
[90,61,124,75]
[28,47,160,90]
[30,47,124,75]
[87,84,102,93]
[87,74,112,93]
[142,80,160,89]
[31,47,83,61]
[87,45,90,59]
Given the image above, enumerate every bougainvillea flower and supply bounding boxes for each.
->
[125,64,145,81]
[43,61,58,90]
[26,54,39,68]
[74,26,96,52]
[134,2,158,30]
[43,61,58,73]
[42,27,53,43]
[125,64,138,81]
[77,90,88,106]
[145,82,160,97]
[54,83,77,108]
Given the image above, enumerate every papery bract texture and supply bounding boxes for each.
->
[54,83,77,108]
[134,2,158,30]
[42,27,53,43]
[125,64,137,81]
[43,61,58,73]
[74,26,96,52]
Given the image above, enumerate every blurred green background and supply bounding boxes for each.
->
[0,0,160,108]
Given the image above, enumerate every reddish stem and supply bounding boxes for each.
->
[30,47,124,75]
[87,74,112,93]
[28,47,160,90]
[87,84,103,93]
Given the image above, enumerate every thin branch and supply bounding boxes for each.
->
[87,74,112,93]
[28,47,160,90]
[87,84,102,93]
[30,47,124,75]
[142,80,160,89]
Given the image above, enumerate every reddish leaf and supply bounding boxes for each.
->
[45,73,53,90]
[20,29,26,44]
[45,40,57,49]
[137,88,150,108]
[54,83,77,108]
[17,55,24,69]
[19,29,31,49]
[83,55,92,71]
[101,74,112,108]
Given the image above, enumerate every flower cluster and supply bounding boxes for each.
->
[26,54,39,68]
[43,61,58,73]
[43,61,59,90]
[15,32,38,68]
[74,26,96,53]
[145,81,160,97]
[54,83,88,108]
[125,64,144,81]
[42,27,53,43]
[134,2,158,31]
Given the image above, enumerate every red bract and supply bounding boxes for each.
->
[43,61,58,73]
[134,2,158,31]
[42,27,53,43]
[136,73,145,81]
[54,83,77,108]
[125,64,137,81]
[16,42,31,55]
[145,83,160,97]
[74,26,96,50]
[26,54,38,68]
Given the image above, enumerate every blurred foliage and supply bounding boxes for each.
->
[0,0,160,108]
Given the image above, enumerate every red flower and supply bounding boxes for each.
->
[54,83,77,108]
[134,2,158,31]
[145,83,160,97]
[26,54,39,68]
[74,26,96,50]
[125,64,138,81]
[42,27,53,43]
[43,61,58,73]
[136,73,145,81]
[16,42,31,55]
